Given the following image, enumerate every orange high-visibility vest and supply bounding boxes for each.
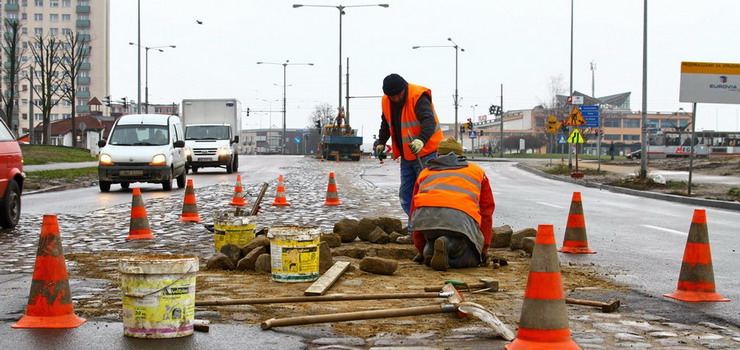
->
[413,162,485,224]
[381,84,444,160]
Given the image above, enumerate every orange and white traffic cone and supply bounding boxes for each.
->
[126,188,155,240]
[323,172,341,206]
[506,224,579,350]
[663,209,730,302]
[12,215,86,328]
[229,175,248,207]
[271,175,291,206]
[559,192,596,254]
[180,179,202,222]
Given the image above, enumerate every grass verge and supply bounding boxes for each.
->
[542,163,609,176]
[24,167,98,191]
[21,144,97,165]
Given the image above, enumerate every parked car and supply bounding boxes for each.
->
[0,118,24,228]
[626,149,641,159]
[97,114,187,192]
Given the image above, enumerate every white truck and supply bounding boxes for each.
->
[181,99,242,173]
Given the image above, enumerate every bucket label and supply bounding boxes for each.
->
[122,274,196,336]
[213,222,256,252]
[270,239,319,281]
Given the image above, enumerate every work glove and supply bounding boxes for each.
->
[409,139,424,154]
[375,144,386,154]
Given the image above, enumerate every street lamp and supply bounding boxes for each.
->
[129,42,176,113]
[293,3,389,122]
[412,37,464,140]
[470,104,478,117]
[256,60,314,154]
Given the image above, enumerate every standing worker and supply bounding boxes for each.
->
[335,107,346,127]
[410,137,494,271]
[375,73,444,242]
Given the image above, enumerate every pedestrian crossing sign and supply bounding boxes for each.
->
[564,107,586,126]
[558,135,567,144]
[567,129,585,144]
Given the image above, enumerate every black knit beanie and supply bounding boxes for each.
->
[382,74,408,96]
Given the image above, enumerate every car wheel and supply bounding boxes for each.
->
[162,178,173,191]
[226,158,234,174]
[192,167,198,174]
[176,169,187,189]
[0,180,21,229]
[120,182,130,189]
[99,180,111,192]
[233,155,239,172]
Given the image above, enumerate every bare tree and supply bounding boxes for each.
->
[540,74,567,118]
[60,30,91,147]
[29,34,65,144]
[308,103,335,130]
[1,19,27,134]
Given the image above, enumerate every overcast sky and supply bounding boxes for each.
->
[109,0,740,143]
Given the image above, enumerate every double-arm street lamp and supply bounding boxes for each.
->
[256,60,314,154]
[412,38,464,140]
[129,42,176,113]
[293,3,389,123]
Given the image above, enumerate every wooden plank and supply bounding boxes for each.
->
[304,261,351,296]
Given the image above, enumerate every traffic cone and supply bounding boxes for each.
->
[229,175,248,207]
[126,188,155,240]
[323,172,341,206]
[663,209,730,302]
[506,224,579,350]
[559,192,596,254]
[271,175,291,206]
[12,215,86,328]
[180,179,202,222]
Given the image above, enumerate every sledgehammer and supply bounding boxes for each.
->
[565,297,620,313]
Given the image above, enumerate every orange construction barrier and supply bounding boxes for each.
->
[323,172,341,206]
[271,175,291,206]
[180,179,202,222]
[126,188,155,240]
[229,175,248,207]
[559,192,596,254]
[12,215,86,328]
[506,224,579,350]
[663,209,730,302]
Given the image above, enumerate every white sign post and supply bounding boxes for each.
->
[679,61,740,195]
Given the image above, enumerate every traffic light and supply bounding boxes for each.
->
[121,97,128,109]
[102,95,111,107]
[479,130,484,136]
[460,124,466,133]
[489,105,502,116]
[246,107,250,116]
[315,120,321,129]
[467,118,474,130]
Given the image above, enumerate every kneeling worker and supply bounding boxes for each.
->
[410,137,494,271]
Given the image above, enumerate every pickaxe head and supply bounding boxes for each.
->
[602,299,620,313]
[441,283,468,319]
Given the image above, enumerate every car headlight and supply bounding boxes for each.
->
[217,146,232,156]
[184,147,192,157]
[99,153,113,166]
[150,153,166,166]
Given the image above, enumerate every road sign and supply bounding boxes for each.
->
[564,107,586,126]
[680,61,740,104]
[468,131,477,139]
[294,137,301,143]
[546,115,561,134]
[558,135,567,144]
[567,129,585,144]
[577,106,599,127]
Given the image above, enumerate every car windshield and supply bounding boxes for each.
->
[109,125,169,146]
[185,125,231,140]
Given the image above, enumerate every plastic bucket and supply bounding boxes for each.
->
[120,254,199,338]
[213,209,256,252]
[268,225,321,283]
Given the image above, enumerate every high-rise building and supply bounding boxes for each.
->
[2,0,109,139]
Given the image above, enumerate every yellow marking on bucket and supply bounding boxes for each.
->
[269,226,321,283]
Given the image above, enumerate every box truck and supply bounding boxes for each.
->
[181,99,242,173]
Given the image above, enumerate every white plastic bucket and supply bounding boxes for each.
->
[120,254,199,338]
[213,209,256,252]
[268,225,321,283]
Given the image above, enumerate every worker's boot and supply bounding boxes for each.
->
[431,236,471,271]
[423,238,435,267]
[430,237,450,271]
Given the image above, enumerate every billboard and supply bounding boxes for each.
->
[679,61,740,104]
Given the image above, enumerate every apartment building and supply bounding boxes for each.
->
[2,0,109,139]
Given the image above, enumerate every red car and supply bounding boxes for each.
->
[0,118,23,228]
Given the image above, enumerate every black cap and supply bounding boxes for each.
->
[382,73,408,96]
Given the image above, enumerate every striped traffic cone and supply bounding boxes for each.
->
[323,172,341,206]
[13,215,86,328]
[180,179,202,222]
[663,209,730,302]
[506,224,580,350]
[271,175,291,206]
[559,192,596,254]
[126,188,155,240]
[229,175,248,207]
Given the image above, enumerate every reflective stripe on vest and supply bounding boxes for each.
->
[414,163,485,224]
[382,84,445,161]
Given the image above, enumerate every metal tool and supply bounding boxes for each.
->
[249,182,269,216]
[424,278,499,293]
[196,291,454,307]
[406,129,424,169]
[565,297,620,313]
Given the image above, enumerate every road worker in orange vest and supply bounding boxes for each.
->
[375,74,444,243]
[410,137,495,271]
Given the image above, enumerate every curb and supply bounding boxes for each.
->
[516,163,740,212]
[23,182,96,196]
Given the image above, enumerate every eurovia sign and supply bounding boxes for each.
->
[679,61,740,104]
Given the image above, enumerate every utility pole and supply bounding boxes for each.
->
[28,66,34,144]
[499,84,504,158]
[639,0,648,179]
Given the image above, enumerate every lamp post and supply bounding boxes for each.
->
[293,3,389,115]
[412,38,464,140]
[470,104,478,118]
[256,60,313,154]
[129,42,176,113]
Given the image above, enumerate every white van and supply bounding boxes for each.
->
[97,114,187,192]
